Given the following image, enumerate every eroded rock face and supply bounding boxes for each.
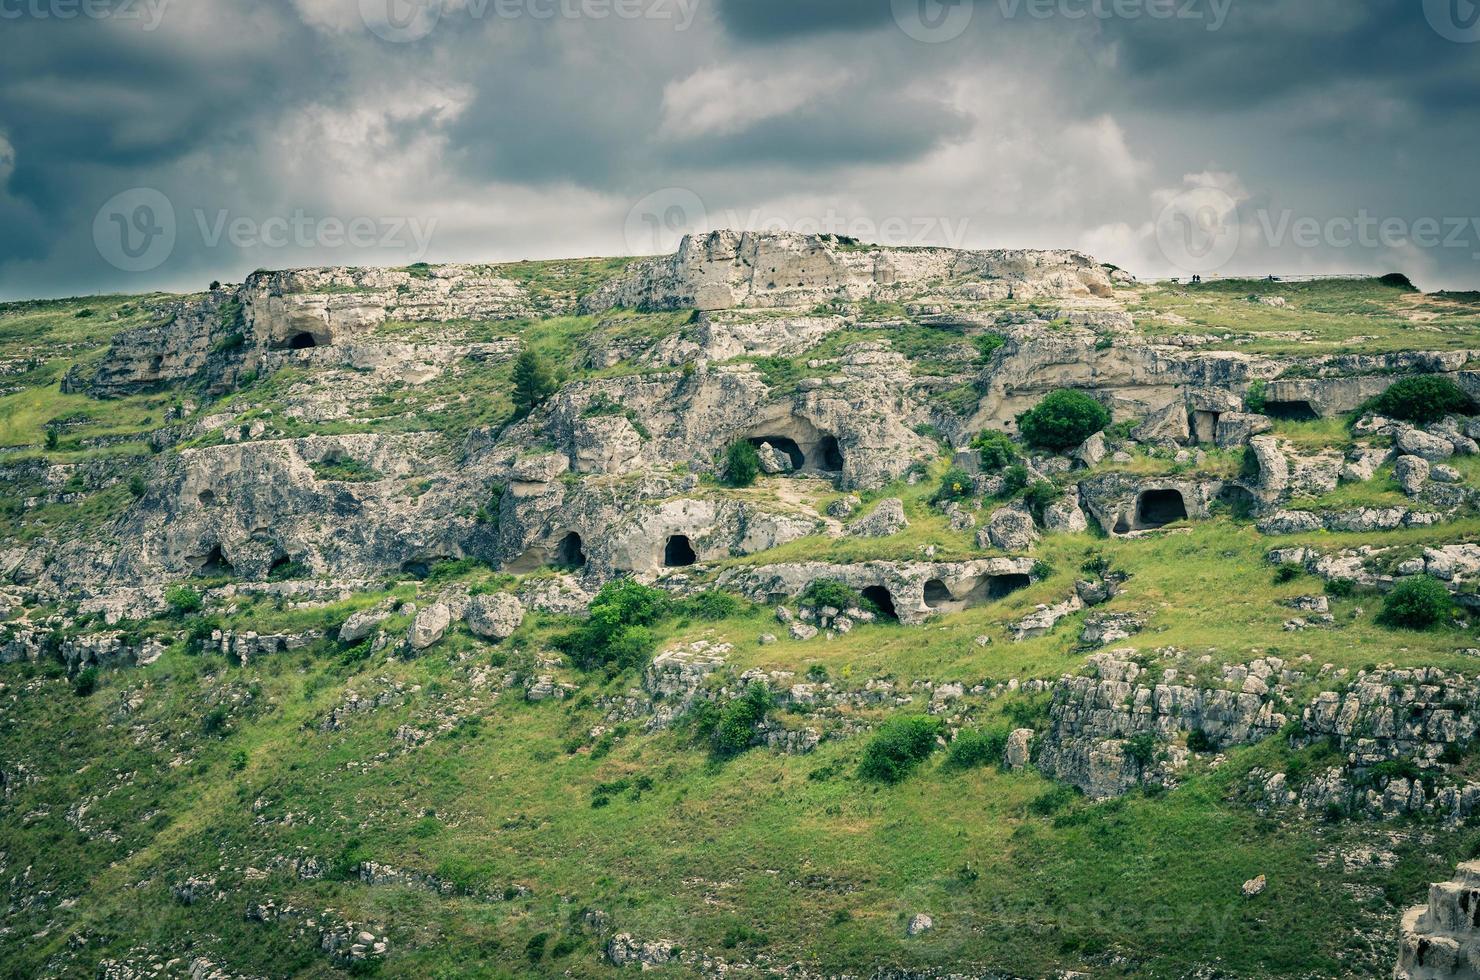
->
[717,558,1037,626]
[1395,861,1480,979]
[581,230,1118,312]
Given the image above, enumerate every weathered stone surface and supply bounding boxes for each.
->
[1394,861,1480,980]
[408,603,453,651]
[984,507,1039,552]
[1398,426,1456,461]
[465,593,524,641]
[1397,455,1432,496]
[846,498,909,538]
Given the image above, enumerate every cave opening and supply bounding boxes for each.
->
[987,574,1033,599]
[860,585,898,621]
[664,535,697,568]
[817,436,844,472]
[1263,400,1319,421]
[555,532,587,569]
[1136,489,1189,529]
[923,579,953,609]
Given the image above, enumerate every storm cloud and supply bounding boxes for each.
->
[1,0,1477,299]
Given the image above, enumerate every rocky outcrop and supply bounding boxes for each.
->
[1395,861,1480,979]
[1037,652,1295,799]
[582,230,1117,313]
[717,557,1037,625]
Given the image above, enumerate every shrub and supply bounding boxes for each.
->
[944,726,1010,771]
[996,464,1030,499]
[800,579,864,613]
[525,933,550,964]
[1027,785,1077,817]
[72,666,99,697]
[710,682,774,758]
[1186,729,1215,754]
[1272,563,1304,584]
[685,590,741,620]
[1377,575,1453,631]
[201,706,229,737]
[555,579,672,670]
[973,333,1008,362]
[972,430,1019,472]
[1021,481,1061,525]
[724,440,761,487]
[1379,272,1417,291]
[1372,376,1475,424]
[1325,578,1357,599]
[128,475,147,498]
[933,466,975,504]
[1124,732,1159,768]
[1244,380,1267,415]
[1017,390,1111,452]
[165,585,204,616]
[859,715,945,783]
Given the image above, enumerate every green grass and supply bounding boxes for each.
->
[1131,278,1480,355]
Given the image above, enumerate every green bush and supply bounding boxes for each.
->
[1021,481,1061,525]
[800,579,865,612]
[1377,575,1453,631]
[685,590,741,620]
[165,585,204,616]
[709,682,774,758]
[1324,578,1357,599]
[972,430,1019,472]
[859,715,945,784]
[724,440,761,487]
[1017,389,1111,452]
[72,666,99,697]
[1244,380,1267,414]
[1272,563,1304,584]
[1124,732,1159,768]
[1186,729,1215,754]
[555,579,672,670]
[1372,376,1475,424]
[933,466,975,504]
[996,464,1030,499]
[944,726,1010,771]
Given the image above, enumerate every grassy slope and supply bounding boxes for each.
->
[7,276,1480,976]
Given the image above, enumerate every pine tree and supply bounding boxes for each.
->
[511,350,556,418]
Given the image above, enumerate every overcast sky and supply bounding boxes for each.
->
[1,0,1478,300]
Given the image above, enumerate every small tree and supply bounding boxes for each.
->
[972,430,1019,472]
[1372,376,1474,424]
[511,350,558,418]
[725,440,761,487]
[1017,390,1111,452]
[1377,575,1452,631]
